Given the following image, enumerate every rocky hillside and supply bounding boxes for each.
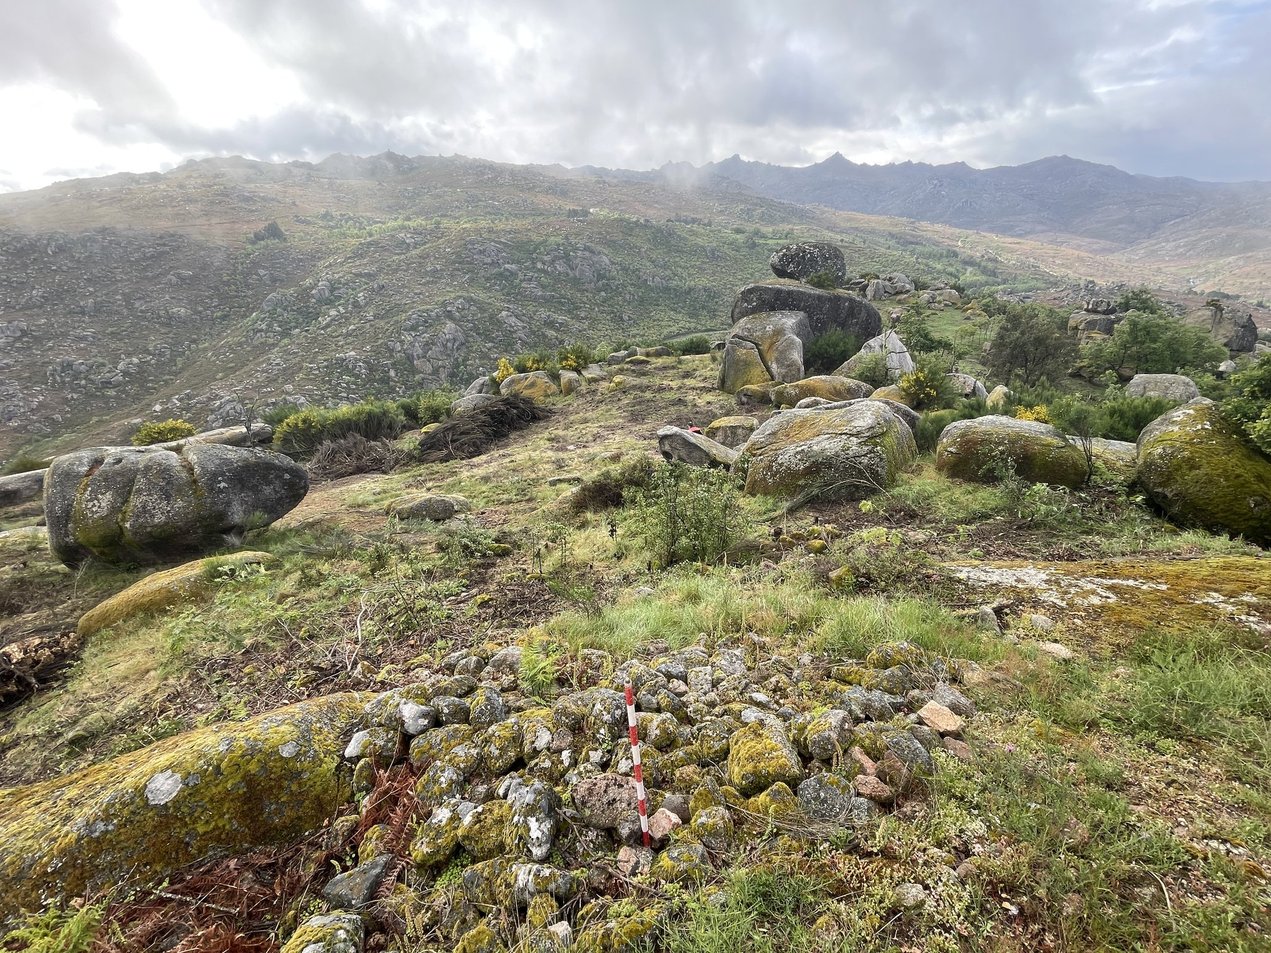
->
[2,152,1258,462]
[685,153,1271,293]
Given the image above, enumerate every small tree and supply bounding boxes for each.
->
[985,303,1077,386]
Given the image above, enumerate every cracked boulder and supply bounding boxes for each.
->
[44,443,308,566]
[718,311,810,394]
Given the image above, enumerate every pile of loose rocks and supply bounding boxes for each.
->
[287,638,977,952]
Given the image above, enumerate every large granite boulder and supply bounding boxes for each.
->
[935,416,1089,488]
[1136,399,1271,546]
[1183,306,1258,353]
[836,330,915,381]
[45,443,308,566]
[768,242,847,285]
[1125,373,1200,404]
[0,468,45,510]
[0,693,368,917]
[737,401,916,500]
[718,311,811,393]
[772,376,873,407]
[730,280,882,341]
[499,371,560,401]
[657,427,739,469]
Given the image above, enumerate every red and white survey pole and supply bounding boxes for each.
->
[623,681,652,847]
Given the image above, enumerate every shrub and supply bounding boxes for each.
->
[670,335,713,356]
[984,300,1077,386]
[1097,394,1174,441]
[803,329,860,374]
[628,462,753,567]
[851,352,890,389]
[262,402,302,427]
[273,401,406,456]
[132,418,197,446]
[512,351,557,375]
[568,456,655,514]
[1081,312,1226,378]
[395,389,455,427]
[558,342,597,372]
[307,433,403,479]
[805,269,839,290]
[1114,287,1163,314]
[898,353,957,409]
[1220,354,1271,455]
[493,357,516,384]
[1014,405,1051,423]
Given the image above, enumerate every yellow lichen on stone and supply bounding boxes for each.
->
[76,550,275,637]
[0,692,370,919]
[726,721,806,796]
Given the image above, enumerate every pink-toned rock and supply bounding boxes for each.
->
[942,737,973,762]
[848,746,877,776]
[853,774,895,805]
[616,844,653,877]
[648,807,682,843]
[876,750,910,787]
[917,701,965,735]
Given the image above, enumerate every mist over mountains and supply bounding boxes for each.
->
[0,150,1268,459]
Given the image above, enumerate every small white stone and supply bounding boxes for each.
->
[278,741,300,759]
[1037,641,1075,661]
[144,770,183,806]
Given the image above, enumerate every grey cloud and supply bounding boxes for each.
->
[2,0,1269,184]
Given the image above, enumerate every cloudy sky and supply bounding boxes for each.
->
[1,0,1268,192]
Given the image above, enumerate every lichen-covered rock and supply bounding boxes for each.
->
[727,720,805,795]
[1136,398,1271,546]
[657,427,739,469]
[705,415,759,449]
[790,709,855,761]
[77,550,275,637]
[323,855,393,909]
[410,800,466,867]
[388,493,472,522]
[1125,373,1200,404]
[559,369,583,396]
[0,468,44,511]
[44,443,308,566]
[946,373,988,400]
[730,280,882,342]
[0,692,368,917]
[795,773,856,821]
[985,384,1011,409]
[451,393,500,415]
[836,330,914,381]
[650,843,710,883]
[688,805,734,851]
[459,799,515,860]
[506,778,560,861]
[572,773,638,830]
[737,401,917,500]
[771,376,873,407]
[1088,437,1138,485]
[718,311,812,393]
[935,415,1088,488]
[281,913,364,953]
[769,241,847,284]
[499,371,560,401]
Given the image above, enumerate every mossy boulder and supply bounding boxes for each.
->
[704,415,758,449]
[0,692,369,918]
[499,371,560,401]
[771,376,873,408]
[719,338,774,394]
[1125,373,1200,404]
[731,279,882,341]
[77,550,275,637]
[737,401,917,500]
[870,384,912,406]
[935,415,1088,488]
[726,720,805,795]
[1088,438,1138,485]
[44,443,308,567]
[1136,399,1271,545]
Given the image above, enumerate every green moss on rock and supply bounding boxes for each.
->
[1136,399,1271,546]
[0,692,369,919]
[936,415,1088,488]
[726,721,805,796]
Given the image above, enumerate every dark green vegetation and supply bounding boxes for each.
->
[130,418,197,446]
